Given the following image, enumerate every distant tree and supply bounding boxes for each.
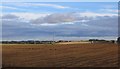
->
[89,39,96,43]
[117,37,120,44]
[111,40,115,44]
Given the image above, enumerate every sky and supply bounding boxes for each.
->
[1,0,120,2]
[1,2,118,41]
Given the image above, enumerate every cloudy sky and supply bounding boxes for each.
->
[1,2,118,41]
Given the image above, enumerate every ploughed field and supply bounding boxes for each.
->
[2,43,118,67]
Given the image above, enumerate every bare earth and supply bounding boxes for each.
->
[2,43,118,67]
[0,44,2,68]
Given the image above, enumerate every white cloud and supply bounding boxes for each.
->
[35,23,57,26]
[3,3,70,9]
[9,13,50,20]
[2,12,117,40]
[100,9,118,13]
[31,3,70,9]
[30,12,81,24]
[0,5,18,10]
[2,12,117,26]
[30,12,117,25]
[79,12,117,17]
[0,5,27,11]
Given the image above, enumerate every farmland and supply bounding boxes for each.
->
[2,43,119,67]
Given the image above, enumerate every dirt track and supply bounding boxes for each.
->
[2,43,118,67]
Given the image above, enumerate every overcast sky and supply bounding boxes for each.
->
[1,2,118,41]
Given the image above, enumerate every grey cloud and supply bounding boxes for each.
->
[30,12,116,25]
[30,12,91,24]
[2,13,118,40]
[2,14,19,19]
[86,16,118,28]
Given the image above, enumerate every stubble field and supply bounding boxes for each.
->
[2,43,119,67]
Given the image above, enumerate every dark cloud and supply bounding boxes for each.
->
[30,12,91,24]
[2,14,19,19]
[2,13,118,40]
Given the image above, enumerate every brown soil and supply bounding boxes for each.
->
[2,43,118,67]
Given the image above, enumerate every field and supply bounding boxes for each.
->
[2,43,119,67]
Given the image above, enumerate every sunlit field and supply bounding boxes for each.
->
[2,43,118,67]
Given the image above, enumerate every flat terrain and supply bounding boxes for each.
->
[57,41,90,44]
[2,43,118,67]
[0,44,2,68]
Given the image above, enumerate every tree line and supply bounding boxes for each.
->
[1,37,120,44]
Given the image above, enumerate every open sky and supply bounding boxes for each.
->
[1,2,118,41]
